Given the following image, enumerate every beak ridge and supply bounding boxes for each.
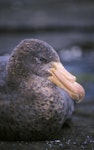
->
[48,62,85,103]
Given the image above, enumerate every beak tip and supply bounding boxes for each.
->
[76,90,85,103]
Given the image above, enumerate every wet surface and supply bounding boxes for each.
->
[0,0,94,149]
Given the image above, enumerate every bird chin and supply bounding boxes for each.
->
[48,62,85,103]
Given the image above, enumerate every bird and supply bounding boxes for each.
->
[0,39,85,141]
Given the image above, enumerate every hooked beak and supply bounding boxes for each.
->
[48,62,85,103]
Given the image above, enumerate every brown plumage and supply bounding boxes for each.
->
[0,39,76,141]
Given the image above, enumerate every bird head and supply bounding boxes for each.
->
[6,39,85,102]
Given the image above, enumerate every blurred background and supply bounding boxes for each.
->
[0,0,94,149]
[0,0,94,54]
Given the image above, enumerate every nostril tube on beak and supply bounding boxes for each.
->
[48,62,85,103]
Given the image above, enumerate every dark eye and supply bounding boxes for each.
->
[39,57,48,63]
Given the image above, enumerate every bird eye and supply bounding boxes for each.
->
[39,57,48,63]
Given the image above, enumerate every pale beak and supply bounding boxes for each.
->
[48,62,85,103]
